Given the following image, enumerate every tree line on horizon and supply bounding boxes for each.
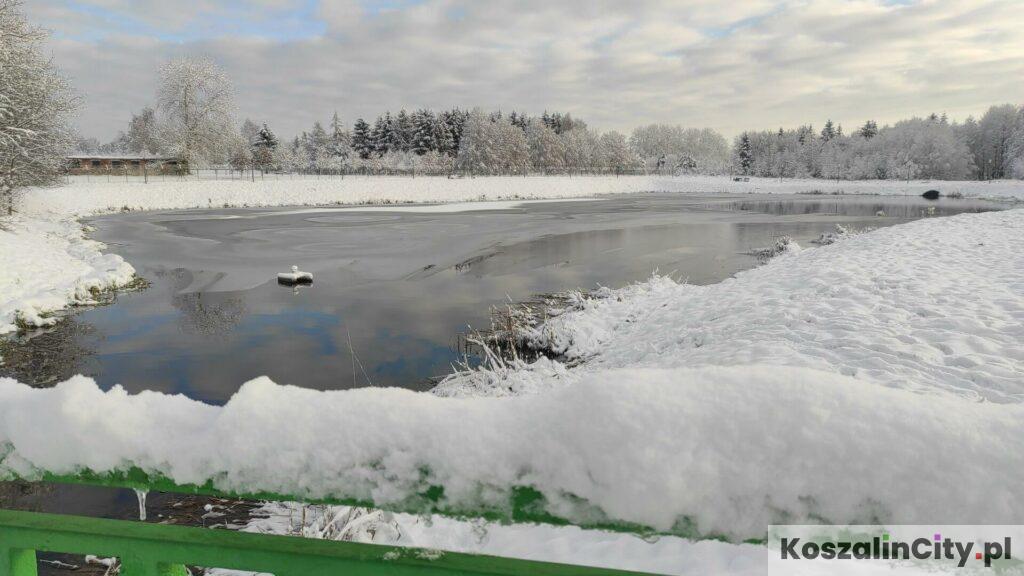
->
[81,62,1024,181]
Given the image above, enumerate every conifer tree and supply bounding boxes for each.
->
[821,120,836,141]
[352,118,373,159]
[371,114,389,156]
[738,133,753,174]
[411,109,437,155]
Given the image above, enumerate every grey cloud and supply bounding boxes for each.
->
[30,0,1024,141]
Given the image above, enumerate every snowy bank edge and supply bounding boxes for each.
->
[19,175,1024,219]
[0,216,138,336]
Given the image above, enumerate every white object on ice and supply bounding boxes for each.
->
[277,265,312,284]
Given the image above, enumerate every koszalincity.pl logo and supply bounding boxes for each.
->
[780,532,1012,567]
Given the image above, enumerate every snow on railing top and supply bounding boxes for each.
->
[3,362,1024,542]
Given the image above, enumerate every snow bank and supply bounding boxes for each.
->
[0,216,136,335]
[2,365,1022,542]
[440,209,1024,403]
[19,175,1024,219]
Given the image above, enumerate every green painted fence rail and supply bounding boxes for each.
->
[0,509,658,576]
[38,468,676,539]
[0,475,663,576]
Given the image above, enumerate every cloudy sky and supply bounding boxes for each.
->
[26,0,1024,141]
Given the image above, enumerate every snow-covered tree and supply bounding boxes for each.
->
[526,119,564,172]
[974,104,1021,180]
[455,108,528,174]
[455,109,489,172]
[438,109,466,156]
[820,120,836,142]
[597,130,640,172]
[304,121,332,169]
[630,125,730,175]
[433,114,455,156]
[370,114,390,157]
[351,118,373,159]
[75,137,100,153]
[736,134,752,174]
[240,118,261,147]
[394,109,414,153]
[102,132,129,154]
[1007,109,1024,179]
[252,123,278,168]
[273,136,300,172]
[494,117,529,173]
[560,126,599,172]
[878,117,975,180]
[227,134,252,170]
[156,56,237,169]
[410,109,437,155]
[541,111,585,135]
[0,0,77,214]
[328,112,350,164]
[859,120,879,139]
[125,107,162,154]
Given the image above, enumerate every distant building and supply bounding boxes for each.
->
[67,153,180,175]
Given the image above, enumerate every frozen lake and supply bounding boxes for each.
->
[1,192,1004,403]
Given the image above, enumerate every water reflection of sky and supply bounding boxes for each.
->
[15,193,1003,405]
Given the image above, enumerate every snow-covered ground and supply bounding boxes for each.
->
[21,174,1024,219]
[0,215,135,335]
[2,190,1023,573]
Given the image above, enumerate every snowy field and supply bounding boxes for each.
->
[23,174,1024,218]
[2,178,1023,572]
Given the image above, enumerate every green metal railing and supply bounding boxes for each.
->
[0,471,661,576]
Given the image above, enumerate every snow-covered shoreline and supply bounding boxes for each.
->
[4,174,1023,336]
[0,215,136,335]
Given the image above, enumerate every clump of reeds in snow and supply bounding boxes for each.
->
[432,289,610,398]
[749,235,799,261]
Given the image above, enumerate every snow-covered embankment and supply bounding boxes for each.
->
[0,215,135,335]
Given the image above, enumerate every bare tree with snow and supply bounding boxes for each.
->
[0,0,76,214]
[597,131,640,173]
[125,107,162,155]
[526,119,564,173]
[156,56,237,170]
[1008,108,1024,179]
